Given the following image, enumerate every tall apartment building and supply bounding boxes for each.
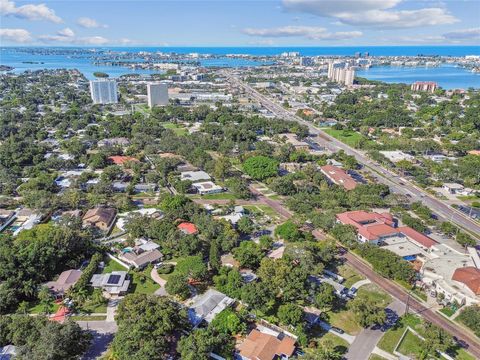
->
[147,82,169,108]
[411,81,438,93]
[89,79,118,104]
[327,61,355,86]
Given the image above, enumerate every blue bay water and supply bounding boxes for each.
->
[1,46,479,88]
[357,64,480,90]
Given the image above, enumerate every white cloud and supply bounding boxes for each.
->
[76,17,107,28]
[79,36,109,45]
[0,0,62,23]
[390,28,480,44]
[0,28,32,43]
[443,27,480,41]
[282,0,458,28]
[39,33,109,45]
[243,26,362,40]
[57,27,75,38]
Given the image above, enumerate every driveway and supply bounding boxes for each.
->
[78,321,117,360]
[106,298,120,322]
[317,320,356,344]
[150,268,168,296]
[344,299,405,360]
[350,279,371,289]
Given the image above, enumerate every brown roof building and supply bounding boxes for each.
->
[82,207,117,231]
[320,165,357,190]
[452,267,480,295]
[120,248,163,269]
[238,329,296,360]
[336,210,438,249]
[45,269,82,298]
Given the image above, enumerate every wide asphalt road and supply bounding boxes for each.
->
[225,72,480,240]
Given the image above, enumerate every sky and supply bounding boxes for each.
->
[1,0,480,46]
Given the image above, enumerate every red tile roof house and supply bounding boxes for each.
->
[320,165,358,190]
[336,210,438,250]
[237,329,296,360]
[177,222,198,235]
[108,156,140,166]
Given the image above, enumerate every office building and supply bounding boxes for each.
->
[147,82,169,108]
[89,79,118,104]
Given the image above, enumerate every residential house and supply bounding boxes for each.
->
[237,329,296,360]
[180,170,211,182]
[90,271,130,296]
[320,165,357,190]
[192,181,224,195]
[177,221,198,235]
[188,288,235,327]
[217,206,245,226]
[119,242,163,269]
[12,208,42,236]
[98,137,130,148]
[82,207,117,232]
[134,183,157,193]
[108,156,140,166]
[45,269,83,299]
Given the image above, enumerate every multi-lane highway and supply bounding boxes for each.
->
[224,71,480,240]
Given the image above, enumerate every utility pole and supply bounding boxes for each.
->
[405,291,410,314]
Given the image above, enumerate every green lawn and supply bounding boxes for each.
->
[244,204,281,220]
[163,122,188,136]
[79,302,108,314]
[202,192,238,200]
[70,315,107,321]
[317,332,349,354]
[378,314,422,353]
[325,309,363,335]
[357,284,391,306]
[28,300,61,315]
[336,264,365,288]
[440,306,456,317]
[378,314,476,360]
[369,355,387,360]
[396,330,424,358]
[101,257,128,273]
[322,128,369,148]
[454,350,477,360]
[309,326,349,355]
[129,268,160,295]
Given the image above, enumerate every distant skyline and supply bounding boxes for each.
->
[1,0,480,47]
